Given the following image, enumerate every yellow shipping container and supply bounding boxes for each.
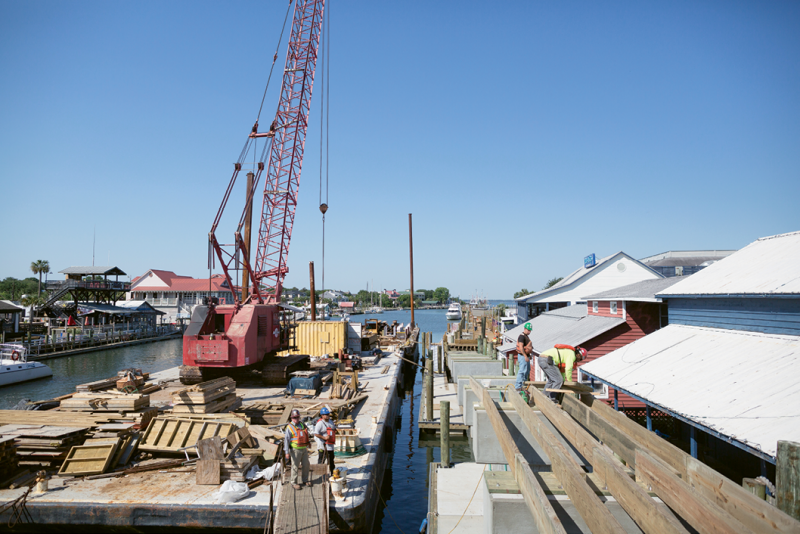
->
[279,321,347,357]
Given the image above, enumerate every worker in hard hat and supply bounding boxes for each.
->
[314,407,337,475]
[284,408,311,489]
[515,323,534,394]
[538,345,587,401]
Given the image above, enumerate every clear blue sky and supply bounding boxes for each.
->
[1,1,798,298]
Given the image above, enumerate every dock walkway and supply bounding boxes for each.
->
[275,464,329,534]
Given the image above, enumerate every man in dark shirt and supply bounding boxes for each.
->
[515,323,533,392]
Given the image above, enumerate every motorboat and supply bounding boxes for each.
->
[445,302,462,321]
[0,344,53,386]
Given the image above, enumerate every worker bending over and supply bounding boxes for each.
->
[314,407,337,475]
[284,408,312,489]
[537,345,587,401]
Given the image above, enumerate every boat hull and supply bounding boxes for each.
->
[0,361,53,387]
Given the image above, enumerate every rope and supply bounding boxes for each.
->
[446,472,484,534]
[369,470,408,534]
[0,486,33,527]
[256,0,294,123]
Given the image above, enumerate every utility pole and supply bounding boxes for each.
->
[309,262,317,321]
[409,213,415,328]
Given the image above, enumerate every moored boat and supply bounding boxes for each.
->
[445,302,462,321]
[0,344,53,386]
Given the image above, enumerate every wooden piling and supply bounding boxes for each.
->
[742,478,767,500]
[425,359,434,422]
[477,336,483,354]
[440,400,450,467]
[777,440,800,520]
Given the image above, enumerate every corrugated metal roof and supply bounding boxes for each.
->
[503,305,625,354]
[580,324,800,458]
[639,250,735,267]
[658,231,800,296]
[59,266,127,276]
[582,277,686,302]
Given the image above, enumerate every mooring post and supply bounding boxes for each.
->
[777,440,800,520]
[477,336,483,354]
[425,359,434,422]
[509,354,515,377]
[440,400,450,468]
[481,317,486,339]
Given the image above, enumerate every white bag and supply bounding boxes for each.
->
[246,462,282,482]
[211,480,251,504]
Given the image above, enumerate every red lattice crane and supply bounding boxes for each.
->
[181,0,325,384]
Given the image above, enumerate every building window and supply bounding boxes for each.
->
[610,301,618,314]
[592,301,598,313]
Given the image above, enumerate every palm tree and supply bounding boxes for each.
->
[30,259,50,297]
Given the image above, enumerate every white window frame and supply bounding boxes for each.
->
[577,368,609,399]
[592,301,598,313]
[610,301,618,314]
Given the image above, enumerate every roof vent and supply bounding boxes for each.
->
[617,262,626,272]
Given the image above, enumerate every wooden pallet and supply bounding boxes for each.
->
[59,439,120,476]
[139,417,239,453]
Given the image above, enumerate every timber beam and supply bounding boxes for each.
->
[523,386,688,534]
[568,394,800,534]
[469,378,566,534]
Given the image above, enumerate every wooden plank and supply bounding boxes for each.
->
[197,436,224,460]
[561,394,637,468]
[506,388,626,534]
[577,394,686,477]
[278,405,293,425]
[469,378,566,534]
[527,388,687,534]
[635,449,754,534]
[687,455,800,534]
[196,459,220,485]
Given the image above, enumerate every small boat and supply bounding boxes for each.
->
[0,344,53,386]
[445,303,462,321]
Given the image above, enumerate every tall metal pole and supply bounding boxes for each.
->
[309,261,317,321]
[408,213,415,328]
[242,172,254,303]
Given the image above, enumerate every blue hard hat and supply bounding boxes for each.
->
[320,407,331,415]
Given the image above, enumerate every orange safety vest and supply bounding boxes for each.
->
[288,423,310,448]
[325,427,336,445]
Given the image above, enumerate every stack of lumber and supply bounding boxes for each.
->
[60,392,150,412]
[171,377,241,414]
[115,368,147,390]
[262,354,310,385]
[245,425,283,463]
[76,371,150,393]
[0,437,18,481]
[0,425,89,469]
[237,395,368,424]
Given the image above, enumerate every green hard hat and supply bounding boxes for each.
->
[524,323,532,330]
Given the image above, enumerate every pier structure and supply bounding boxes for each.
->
[424,324,800,534]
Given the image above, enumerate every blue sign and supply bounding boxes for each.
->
[584,253,596,268]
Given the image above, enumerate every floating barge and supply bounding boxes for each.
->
[0,330,420,533]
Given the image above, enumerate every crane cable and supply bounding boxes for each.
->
[319,0,330,293]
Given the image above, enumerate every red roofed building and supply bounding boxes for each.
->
[127,269,237,323]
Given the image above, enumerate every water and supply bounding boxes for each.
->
[0,338,184,409]
[355,309,474,534]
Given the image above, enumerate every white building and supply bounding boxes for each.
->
[128,269,236,323]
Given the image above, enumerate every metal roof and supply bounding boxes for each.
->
[580,324,800,459]
[515,251,663,303]
[117,301,165,315]
[59,266,127,276]
[639,250,735,267]
[582,277,686,302]
[503,305,625,355]
[657,231,800,297]
[0,301,23,313]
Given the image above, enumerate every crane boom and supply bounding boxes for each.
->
[254,0,324,303]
